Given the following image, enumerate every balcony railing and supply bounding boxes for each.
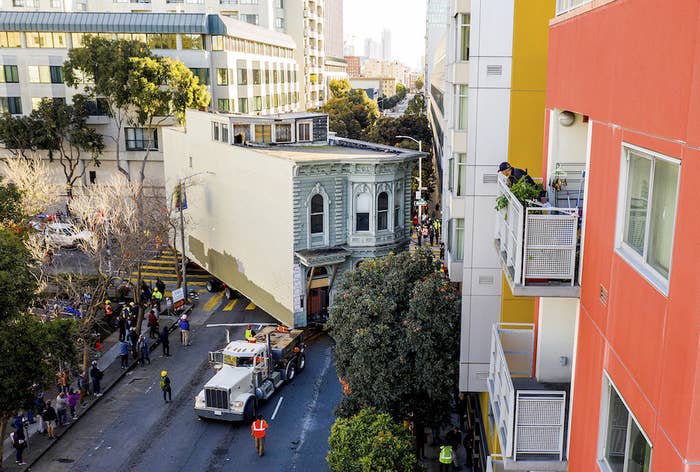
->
[556,0,592,15]
[487,323,568,470]
[494,174,580,297]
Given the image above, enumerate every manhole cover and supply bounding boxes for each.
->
[57,458,75,463]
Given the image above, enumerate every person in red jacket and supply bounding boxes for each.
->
[251,415,269,457]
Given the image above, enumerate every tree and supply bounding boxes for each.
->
[406,93,425,116]
[395,83,407,101]
[64,36,155,179]
[0,178,24,228]
[329,78,351,98]
[322,89,379,139]
[0,113,44,159]
[0,227,37,323]
[32,96,104,200]
[328,248,461,429]
[1,156,61,218]
[415,76,424,91]
[327,409,417,472]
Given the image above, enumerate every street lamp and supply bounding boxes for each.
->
[396,135,425,220]
[177,171,214,301]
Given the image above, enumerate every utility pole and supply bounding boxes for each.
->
[396,135,424,220]
[178,178,188,301]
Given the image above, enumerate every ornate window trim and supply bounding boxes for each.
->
[305,182,330,247]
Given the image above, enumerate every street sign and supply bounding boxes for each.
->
[415,190,422,200]
[415,199,427,206]
[172,287,185,310]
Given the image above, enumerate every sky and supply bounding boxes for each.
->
[343,0,426,70]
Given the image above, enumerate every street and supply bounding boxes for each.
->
[31,293,342,472]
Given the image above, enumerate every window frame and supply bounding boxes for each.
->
[125,127,158,151]
[275,123,292,143]
[297,121,312,142]
[377,191,389,231]
[615,143,680,296]
[597,373,653,472]
[309,194,324,235]
[456,153,467,196]
[457,84,468,130]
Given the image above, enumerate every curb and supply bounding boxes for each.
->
[21,304,194,471]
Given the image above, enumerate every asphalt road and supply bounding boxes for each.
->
[32,294,342,472]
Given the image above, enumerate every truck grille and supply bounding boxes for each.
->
[205,388,229,409]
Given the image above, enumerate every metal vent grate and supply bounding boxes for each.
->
[600,284,608,306]
[483,174,498,184]
[205,388,229,410]
[487,65,503,76]
[479,275,495,285]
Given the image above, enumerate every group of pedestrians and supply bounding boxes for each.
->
[413,214,441,247]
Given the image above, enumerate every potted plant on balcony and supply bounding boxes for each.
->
[495,178,544,212]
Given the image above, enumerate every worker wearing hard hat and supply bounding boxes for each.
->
[160,370,172,403]
[245,324,255,340]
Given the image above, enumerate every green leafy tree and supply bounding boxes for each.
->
[395,83,407,101]
[327,409,417,472]
[0,227,36,323]
[64,35,155,179]
[0,113,44,159]
[0,178,24,227]
[415,76,424,91]
[32,96,105,200]
[406,93,426,116]
[328,248,461,428]
[329,78,351,98]
[322,89,379,139]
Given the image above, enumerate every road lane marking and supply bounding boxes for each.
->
[94,439,105,450]
[204,291,225,312]
[223,299,238,311]
[245,301,256,310]
[271,396,284,420]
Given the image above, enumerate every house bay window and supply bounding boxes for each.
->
[377,192,389,231]
[617,145,679,292]
[355,193,370,231]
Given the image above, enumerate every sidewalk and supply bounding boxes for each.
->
[1,304,191,471]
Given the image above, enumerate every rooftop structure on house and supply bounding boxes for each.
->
[163,110,422,328]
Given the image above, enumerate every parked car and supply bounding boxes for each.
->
[45,223,93,248]
[206,278,240,300]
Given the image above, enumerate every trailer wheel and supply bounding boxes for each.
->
[296,354,306,372]
[285,363,296,382]
[243,398,256,421]
[224,287,235,300]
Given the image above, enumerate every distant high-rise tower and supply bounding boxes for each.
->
[364,37,381,59]
[324,0,344,58]
[381,28,391,60]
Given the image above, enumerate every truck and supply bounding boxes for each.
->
[194,325,306,422]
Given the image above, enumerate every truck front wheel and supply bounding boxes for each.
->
[285,363,296,381]
[296,354,306,372]
[243,398,256,421]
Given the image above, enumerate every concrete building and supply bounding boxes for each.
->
[488,0,700,470]
[428,0,555,468]
[362,59,410,87]
[363,37,380,59]
[349,77,396,101]
[324,56,348,98]
[380,28,391,61]
[0,0,331,110]
[424,0,448,95]
[0,11,298,188]
[323,0,343,58]
[344,55,361,78]
[163,110,420,328]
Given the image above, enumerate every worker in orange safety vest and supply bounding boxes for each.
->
[251,414,269,457]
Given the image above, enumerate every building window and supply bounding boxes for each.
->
[297,122,311,142]
[238,68,248,85]
[28,65,64,84]
[89,171,96,184]
[216,68,230,86]
[450,218,464,261]
[448,157,454,192]
[181,34,203,50]
[355,193,370,232]
[241,14,259,25]
[310,194,324,234]
[221,124,229,143]
[275,124,292,142]
[275,18,285,29]
[377,192,389,231]
[0,32,21,48]
[190,68,210,85]
[217,99,230,112]
[212,122,220,141]
[457,85,468,129]
[238,98,248,114]
[211,36,225,51]
[253,69,261,85]
[254,96,262,112]
[276,0,284,7]
[599,377,652,472]
[617,145,680,291]
[146,34,177,50]
[125,128,158,151]
[0,97,22,115]
[255,124,271,143]
[0,65,19,83]
[458,13,470,61]
[26,32,65,48]
[394,184,402,228]
[456,153,467,196]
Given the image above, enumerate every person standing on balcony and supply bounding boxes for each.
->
[498,162,535,187]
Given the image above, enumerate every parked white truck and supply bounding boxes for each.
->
[194,325,306,421]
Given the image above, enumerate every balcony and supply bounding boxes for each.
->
[488,323,569,471]
[494,174,580,297]
[556,0,592,15]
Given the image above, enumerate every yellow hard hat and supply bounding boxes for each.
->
[161,370,167,377]
[105,300,111,304]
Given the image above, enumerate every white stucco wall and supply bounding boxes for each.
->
[536,297,578,383]
[163,111,295,326]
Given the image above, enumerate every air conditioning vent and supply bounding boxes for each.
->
[599,284,608,306]
[483,174,498,184]
[486,65,502,76]
[478,275,494,285]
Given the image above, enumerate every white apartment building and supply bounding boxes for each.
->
[0,11,299,187]
[0,0,333,110]
[362,58,411,88]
